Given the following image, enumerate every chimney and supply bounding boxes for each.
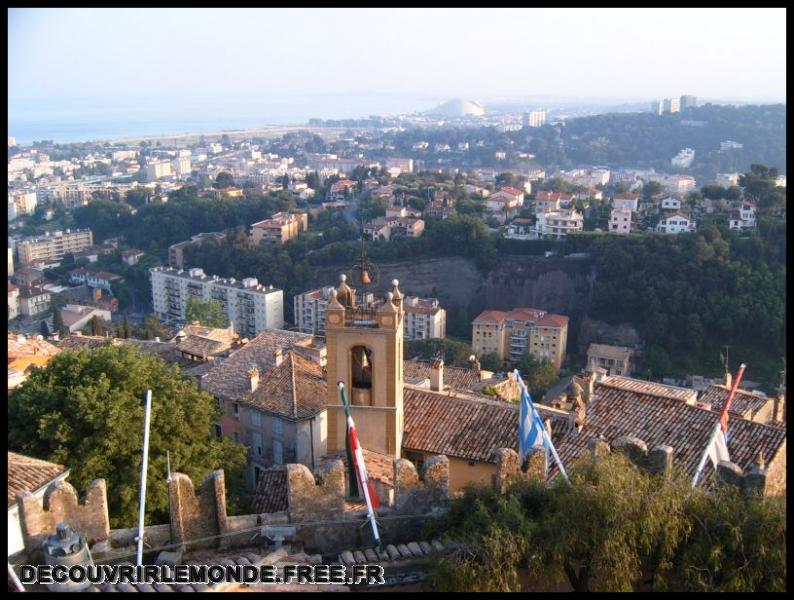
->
[725,371,732,389]
[248,367,260,392]
[584,372,595,403]
[774,387,786,423]
[430,358,444,392]
[274,349,283,367]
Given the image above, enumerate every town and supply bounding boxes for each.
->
[7,7,786,594]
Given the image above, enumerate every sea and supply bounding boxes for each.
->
[7,94,444,146]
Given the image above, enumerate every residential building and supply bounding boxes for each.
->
[472,307,569,370]
[524,110,546,128]
[363,216,425,241]
[17,286,51,316]
[8,452,70,557]
[671,148,695,168]
[146,159,173,181]
[664,97,681,113]
[720,140,744,152]
[660,195,682,211]
[59,304,112,333]
[59,285,118,314]
[535,208,584,239]
[112,149,138,161]
[612,192,639,212]
[172,322,239,363]
[12,266,44,288]
[486,187,525,212]
[294,285,445,340]
[680,94,697,110]
[150,266,284,339]
[586,343,634,376]
[656,212,695,234]
[168,232,227,269]
[728,204,757,230]
[121,248,145,266]
[325,179,357,202]
[250,212,308,246]
[504,217,536,240]
[8,191,37,218]
[17,229,94,265]
[715,172,740,187]
[171,155,192,178]
[68,268,123,293]
[8,282,20,320]
[384,157,413,174]
[609,205,633,234]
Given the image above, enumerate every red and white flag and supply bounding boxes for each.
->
[347,416,380,509]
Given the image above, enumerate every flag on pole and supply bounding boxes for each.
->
[514,370,571,485]
[338,383,359,497]
[692,363,747,487]
[338,383,382,547]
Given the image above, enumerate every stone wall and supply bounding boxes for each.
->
[18,479,110,557]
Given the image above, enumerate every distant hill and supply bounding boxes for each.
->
[427,98,485,117]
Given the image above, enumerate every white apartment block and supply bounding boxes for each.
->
[8,191,38,219]
[172,155,193,178]
[150,267,284,339]
[728,204,757,230]
[656,213,695,234]
[671,148,695,168]
[524,110,547,128]
[146,160,173,181]
[17,229,94,265]
[294,286,446,340]
[384,157,414,174]
[112,149,139,161]
[535,209,584,240]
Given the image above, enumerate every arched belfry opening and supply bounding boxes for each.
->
[351,345,373,406]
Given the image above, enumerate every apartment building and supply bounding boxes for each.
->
[250,212,308,246]
[171,155,192,178]
[8,191,38,219]
[18,286,52,317]
[146,159,173,181]
[294,286,445,340]
[8,282,20,320]
[17,229,94,265]
[325,179,357,202]
[587,343,634,376]
[150,267,284,339]
[168,232,227,269]
[524,110,546,127]
[535,208,583,239]
[613,192,639,212]
[363,216,425,241]
[472,307,569,370]
[384,157,413,174]
[609,205,633,234]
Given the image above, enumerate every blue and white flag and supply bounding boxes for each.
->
[515,370,571,485]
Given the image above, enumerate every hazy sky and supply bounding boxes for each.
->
[8,7,787,103]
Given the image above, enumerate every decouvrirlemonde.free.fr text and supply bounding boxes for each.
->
[20,564,385,586]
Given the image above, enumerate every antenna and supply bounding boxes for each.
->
[722,345,731,374]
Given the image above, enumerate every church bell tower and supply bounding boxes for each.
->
[325,250,404,457]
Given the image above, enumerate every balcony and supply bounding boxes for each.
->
[343,306,378,328]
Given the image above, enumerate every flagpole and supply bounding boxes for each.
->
[136,389,152,566]
[338,382,381,548]
[692,363,746,488]
[515,370,571,486]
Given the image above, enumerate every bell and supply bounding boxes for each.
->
[360,350,370,369]
[360,269,371,285]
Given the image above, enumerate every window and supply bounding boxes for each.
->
[233,431,240,443]
[273,440,283,465]
[273,418,283,436]
[213,424,223,439]
[251,411,262,427]
[251,432,263,456]
[232,402,239,416]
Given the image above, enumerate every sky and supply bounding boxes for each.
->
[8,7,786,104]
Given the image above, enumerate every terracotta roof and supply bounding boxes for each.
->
[598,375,697,403]
[201,329,314,402]
[403,388,567,464]
[536,314,568,328]
[554,385,787,481]
[403,360,481,393]
[699,384,775,421]
[56,335,188,366]
[322,448,395,487]
[251,466,288,513]
[499,186,524,196]
[472,310,507,324]
[176,336,228,358]
[587,343,633,361]
[505,307,546,322]
[614,192,639,200]
[245,351,326,420]
[7,333,61,360]
[8,452,68,508]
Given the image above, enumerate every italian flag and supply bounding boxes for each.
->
[347,415,380,509]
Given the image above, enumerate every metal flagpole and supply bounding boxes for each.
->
[692,363,746,488]
[136,389,153,566]
[8,562,24,592]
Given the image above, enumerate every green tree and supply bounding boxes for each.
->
[185,296,227,328]
[516,354,558,398]
[479,351,502,372]
[52,308,68,337]
[122,314,131,339]
[8,345,247,528]
[40,319,50,338]
[214,171,235,189]
[89,315,103,336]
[642,181,663,201]
[405,338,476,368]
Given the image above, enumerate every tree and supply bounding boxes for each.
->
[89,315,102,336]
[185,296,227,328]
[122,314,131,339]
[8,345,247,528]
[405,338,476,368]
[214,171,235,189]
[52,307,68,337]
[40,320,50,338]
[642,181,663,200]
[136,313,166,341]
[516,354,558,398]
[479,352,502,372]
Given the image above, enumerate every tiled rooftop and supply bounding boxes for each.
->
[246,351,327,420]
[598,375,697,403]
[402,359,481,394]
[554,383,787,481]
[699,384,775,421]
[202,329,314,402]
[8,452,68,508]
[251,466,288,513]
[7,333,61,359]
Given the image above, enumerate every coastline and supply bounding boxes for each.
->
[107,124,349,147]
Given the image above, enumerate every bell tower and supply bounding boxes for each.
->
[325,260,404,457]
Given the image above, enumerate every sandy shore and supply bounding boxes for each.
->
[108,125,349,147]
